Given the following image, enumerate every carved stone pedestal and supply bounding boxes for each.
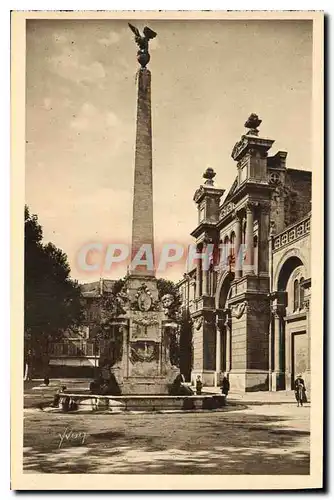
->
[110,279,179,395]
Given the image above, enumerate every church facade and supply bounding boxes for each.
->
[178,115,311,392]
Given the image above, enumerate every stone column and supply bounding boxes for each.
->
[224,311,231,372]
[258,202,270,276]
[131,68,155,276]
[235,212,242,279]
[304,291,311,391]
[215,318,221,386]
[306,299,311,371]
[202,242,209,296]
[245,203,255,275]
[268,314,273,391]
[272,309,284,390]
[195,245,202,299]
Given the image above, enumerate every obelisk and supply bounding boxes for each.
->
[129,24,157,276]
[112,24,178,395]
[131,68,154,276]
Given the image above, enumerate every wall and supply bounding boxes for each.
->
[284,169,312,227]
[231,314,247,370]
[272,220,311,291]
[48,357,97,378]
[203,323,216,371]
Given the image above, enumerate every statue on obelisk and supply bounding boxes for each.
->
[128,23,157,68]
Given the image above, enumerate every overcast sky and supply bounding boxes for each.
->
[26,18,312,283]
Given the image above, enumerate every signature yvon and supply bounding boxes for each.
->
[58,427,87,448]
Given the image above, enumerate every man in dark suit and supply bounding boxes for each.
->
[221,373,230,399]
[294,374,307,406]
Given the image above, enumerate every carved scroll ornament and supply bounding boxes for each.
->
[230,301,247,319]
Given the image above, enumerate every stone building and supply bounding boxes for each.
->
[48,279,115,377]
[178,115,311,392]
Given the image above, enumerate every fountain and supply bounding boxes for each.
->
[42,24,227,414]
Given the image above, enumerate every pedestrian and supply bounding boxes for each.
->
[51,385,66,408]
[294,373,307,407]
[196,375,203,395]
[170,373,193,395]
[90,374,104,394]
[221,372,230,400]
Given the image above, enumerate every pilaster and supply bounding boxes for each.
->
[268,291,287,391]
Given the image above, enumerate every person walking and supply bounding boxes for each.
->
[196,375,203,395]
[221,373,230,400]
[294,374,307,407]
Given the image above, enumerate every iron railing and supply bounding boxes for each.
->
[49,340,99,358]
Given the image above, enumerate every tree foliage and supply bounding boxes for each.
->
[179,308,193,380]
[156,278,181,308]
[25,206,83,374]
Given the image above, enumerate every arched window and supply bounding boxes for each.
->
[299,277,305,309]
[293,279,299,312]
[215,239,222,268]
[220,236,229,269]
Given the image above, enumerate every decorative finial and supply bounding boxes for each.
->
[128,23,157,68]
[244,113,262,136]
[203,167,216,186]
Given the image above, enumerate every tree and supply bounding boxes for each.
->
[24,206,83,378]
[156,278,182,308]
[89,281,127,377]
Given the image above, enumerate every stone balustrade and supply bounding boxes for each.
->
[272,214,311,253]
[219,202,235,219]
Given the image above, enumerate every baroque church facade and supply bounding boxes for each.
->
[178,115,311,392]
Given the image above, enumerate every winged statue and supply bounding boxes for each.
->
[128,23,157,68]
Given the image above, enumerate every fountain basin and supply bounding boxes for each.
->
[42,392,227,413]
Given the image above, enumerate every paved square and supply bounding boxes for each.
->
[24,399,310,474]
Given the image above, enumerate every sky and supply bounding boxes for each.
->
[26,18,313,284]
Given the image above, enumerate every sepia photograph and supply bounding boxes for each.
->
[11,10,323,490]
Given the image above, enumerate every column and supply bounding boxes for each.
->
[202,243,209,296]
[304,292,311,390]
[235,212,242,279]
[268,314,273,391]
[224,311,231,372]
[272,310,284,390]
[215,320,221,386]
[273,312,280,390]
[245,203,255,275]
[195,245,202,299]
[306,298,311,371]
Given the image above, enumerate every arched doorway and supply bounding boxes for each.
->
[275,255,308,389]
[277,256,304,291]
[215,272,234,379]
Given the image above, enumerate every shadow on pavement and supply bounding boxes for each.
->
[23,410,310,475]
